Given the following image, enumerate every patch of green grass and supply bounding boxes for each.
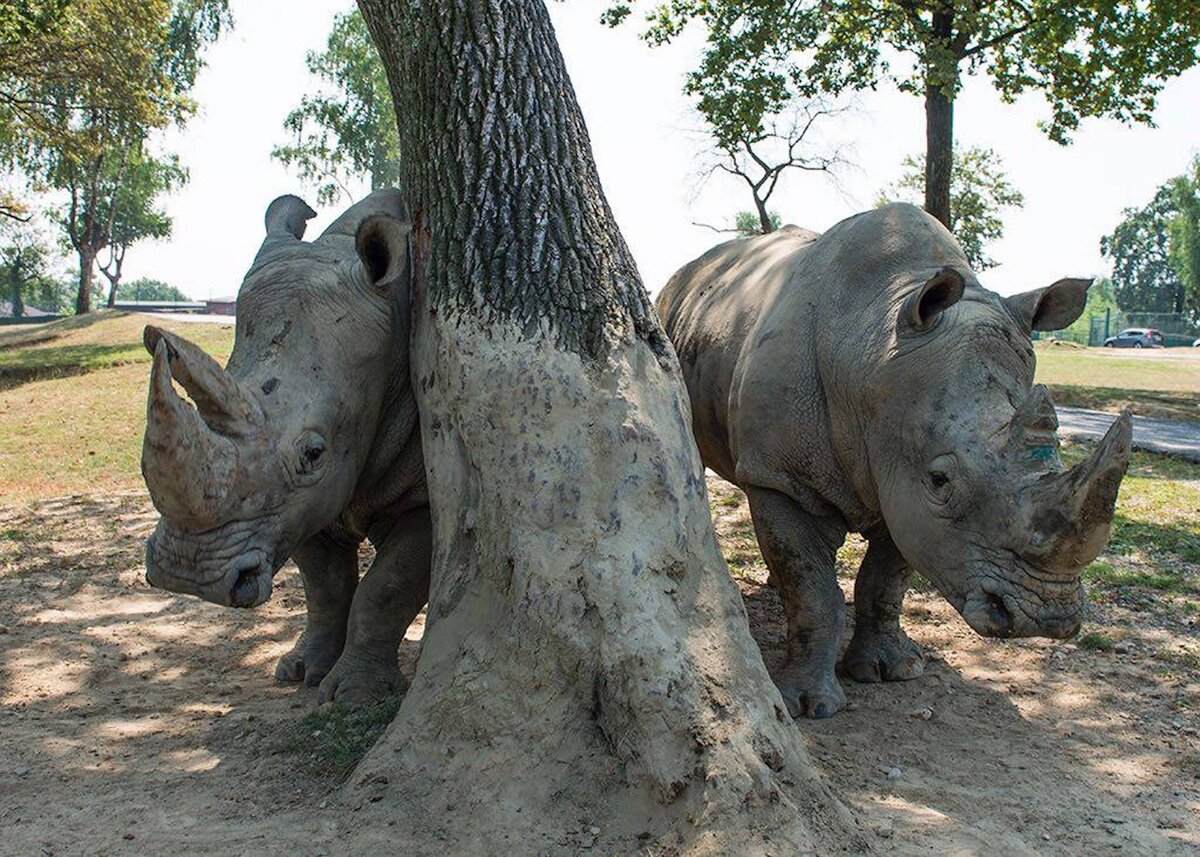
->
[1076,631,1116,651]
[288,693,406,780]
[1153,647,1200,669]
[0,312,234,390]
[1046,384,1200,425]
[1,527,25,541]
[1035,347,1200,395]
[1084,561,1198,595]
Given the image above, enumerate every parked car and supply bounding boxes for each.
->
[1102,328,1165,348]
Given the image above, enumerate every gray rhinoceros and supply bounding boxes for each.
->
[141,189,427,705]
[658,202,1132,719]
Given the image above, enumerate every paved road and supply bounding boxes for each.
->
[136,311,235,325]
[1057,407,1200,462]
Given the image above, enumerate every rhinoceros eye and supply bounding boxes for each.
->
[925,454,957,506]
[291,430,329,484]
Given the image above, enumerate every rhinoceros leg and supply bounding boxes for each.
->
[841,530,924,684]
[745,486,848,719]
[275,534,358,686]
[317,506,432,706]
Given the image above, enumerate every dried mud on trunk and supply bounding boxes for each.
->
[1,481,1197,854]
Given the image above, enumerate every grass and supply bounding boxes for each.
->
[0,313,235,503]
[1033,344,1200,424]
[286,693,406,780]
[1076,631,1116,652]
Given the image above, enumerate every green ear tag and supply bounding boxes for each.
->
[1028,445,1057,462]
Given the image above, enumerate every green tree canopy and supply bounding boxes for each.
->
[3,0,228,313]
[119,277,190,302]
[878,146,1024,270]
[1101,183,1189,316]
[1166,158,1200,318]
[608,1,1200,228]
[272,7,399,205]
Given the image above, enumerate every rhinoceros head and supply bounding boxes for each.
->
[142,191,412,608]
[868,266,1131,639]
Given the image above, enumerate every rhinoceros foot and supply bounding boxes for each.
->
[776,668,846,720]
[316,652,407,707]
[841,627,924,684]
[274,627,344,687]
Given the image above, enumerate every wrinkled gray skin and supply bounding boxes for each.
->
[659,203,1132,719]
[142,189,428,706]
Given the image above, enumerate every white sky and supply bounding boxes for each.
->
[125,0,1200,300]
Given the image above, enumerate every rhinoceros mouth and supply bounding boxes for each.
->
[955,568,1083,640]
[145,522,280,609]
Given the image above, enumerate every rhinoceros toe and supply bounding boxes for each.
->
[317,653,407,707]
[274,628,344,687]
[842,630,924,684]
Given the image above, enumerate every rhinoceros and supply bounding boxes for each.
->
[658,202,1132,719]
[141,189,427,705]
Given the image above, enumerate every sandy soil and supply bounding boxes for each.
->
[1,483,1197,855]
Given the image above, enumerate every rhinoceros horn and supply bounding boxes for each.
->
[141,330,258,529]
[1021,410,1133,573]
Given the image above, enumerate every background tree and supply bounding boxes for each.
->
[697,99,847,235]
[879,145,1024,269]
[350,0,857,850]
[1101,185,1188,315]
[1166,158,1200,318]
[99,151,187,306]
[0,0,180,220]
[608,1,1200,228]
[0,219,54,316]
[4,0,227,313]
[272,6,399,205]
[119,277,189,302]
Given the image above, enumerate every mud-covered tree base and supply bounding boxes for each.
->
[343,311,856,852]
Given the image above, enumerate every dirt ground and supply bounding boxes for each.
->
[1,480,1197,855]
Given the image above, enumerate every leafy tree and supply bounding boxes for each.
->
[1101,185,1188,315]
[354,0,849,848]
[0,0,167,220]
[1166,157,1200,317]
[879,146,1024,269]
[736,210,781,237]
[4,0,228,313]
[607,1,1200,228]
[120,277,190,302]
[272,7,399,205]
[99,151,187,306]
[0,220,54,316]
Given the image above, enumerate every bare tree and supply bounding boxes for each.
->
[696,99,850,235]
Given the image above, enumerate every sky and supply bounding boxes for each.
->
[124,0,1200,301]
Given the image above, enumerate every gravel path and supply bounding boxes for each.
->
[1058,407,1200,462]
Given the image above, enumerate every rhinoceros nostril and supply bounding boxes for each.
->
[986,592,1014,637]
[230,565,261,607]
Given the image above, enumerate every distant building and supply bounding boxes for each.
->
[205,296,237,316]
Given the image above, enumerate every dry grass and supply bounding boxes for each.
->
[0,314,235,503]
[1034,345,1200,424]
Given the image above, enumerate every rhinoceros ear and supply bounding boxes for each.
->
[355,214,412,290]
[1005,278,1092,332]
[903,268,964,332]
[263,194,316,240]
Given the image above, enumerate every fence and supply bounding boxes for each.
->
[1033,310,1199,347]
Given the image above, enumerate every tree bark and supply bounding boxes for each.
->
[349,0,857,851]
[924,10,956,228]
[75,248,94,315]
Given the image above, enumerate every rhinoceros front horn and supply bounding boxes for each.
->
[141,337,242,530]
[1023,411,1133,573]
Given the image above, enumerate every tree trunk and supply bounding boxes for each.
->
[8,262,23,318]
[75,248,95,315]
[923,11,956,228]
[756,196,774,234]
[349,0,857,852]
